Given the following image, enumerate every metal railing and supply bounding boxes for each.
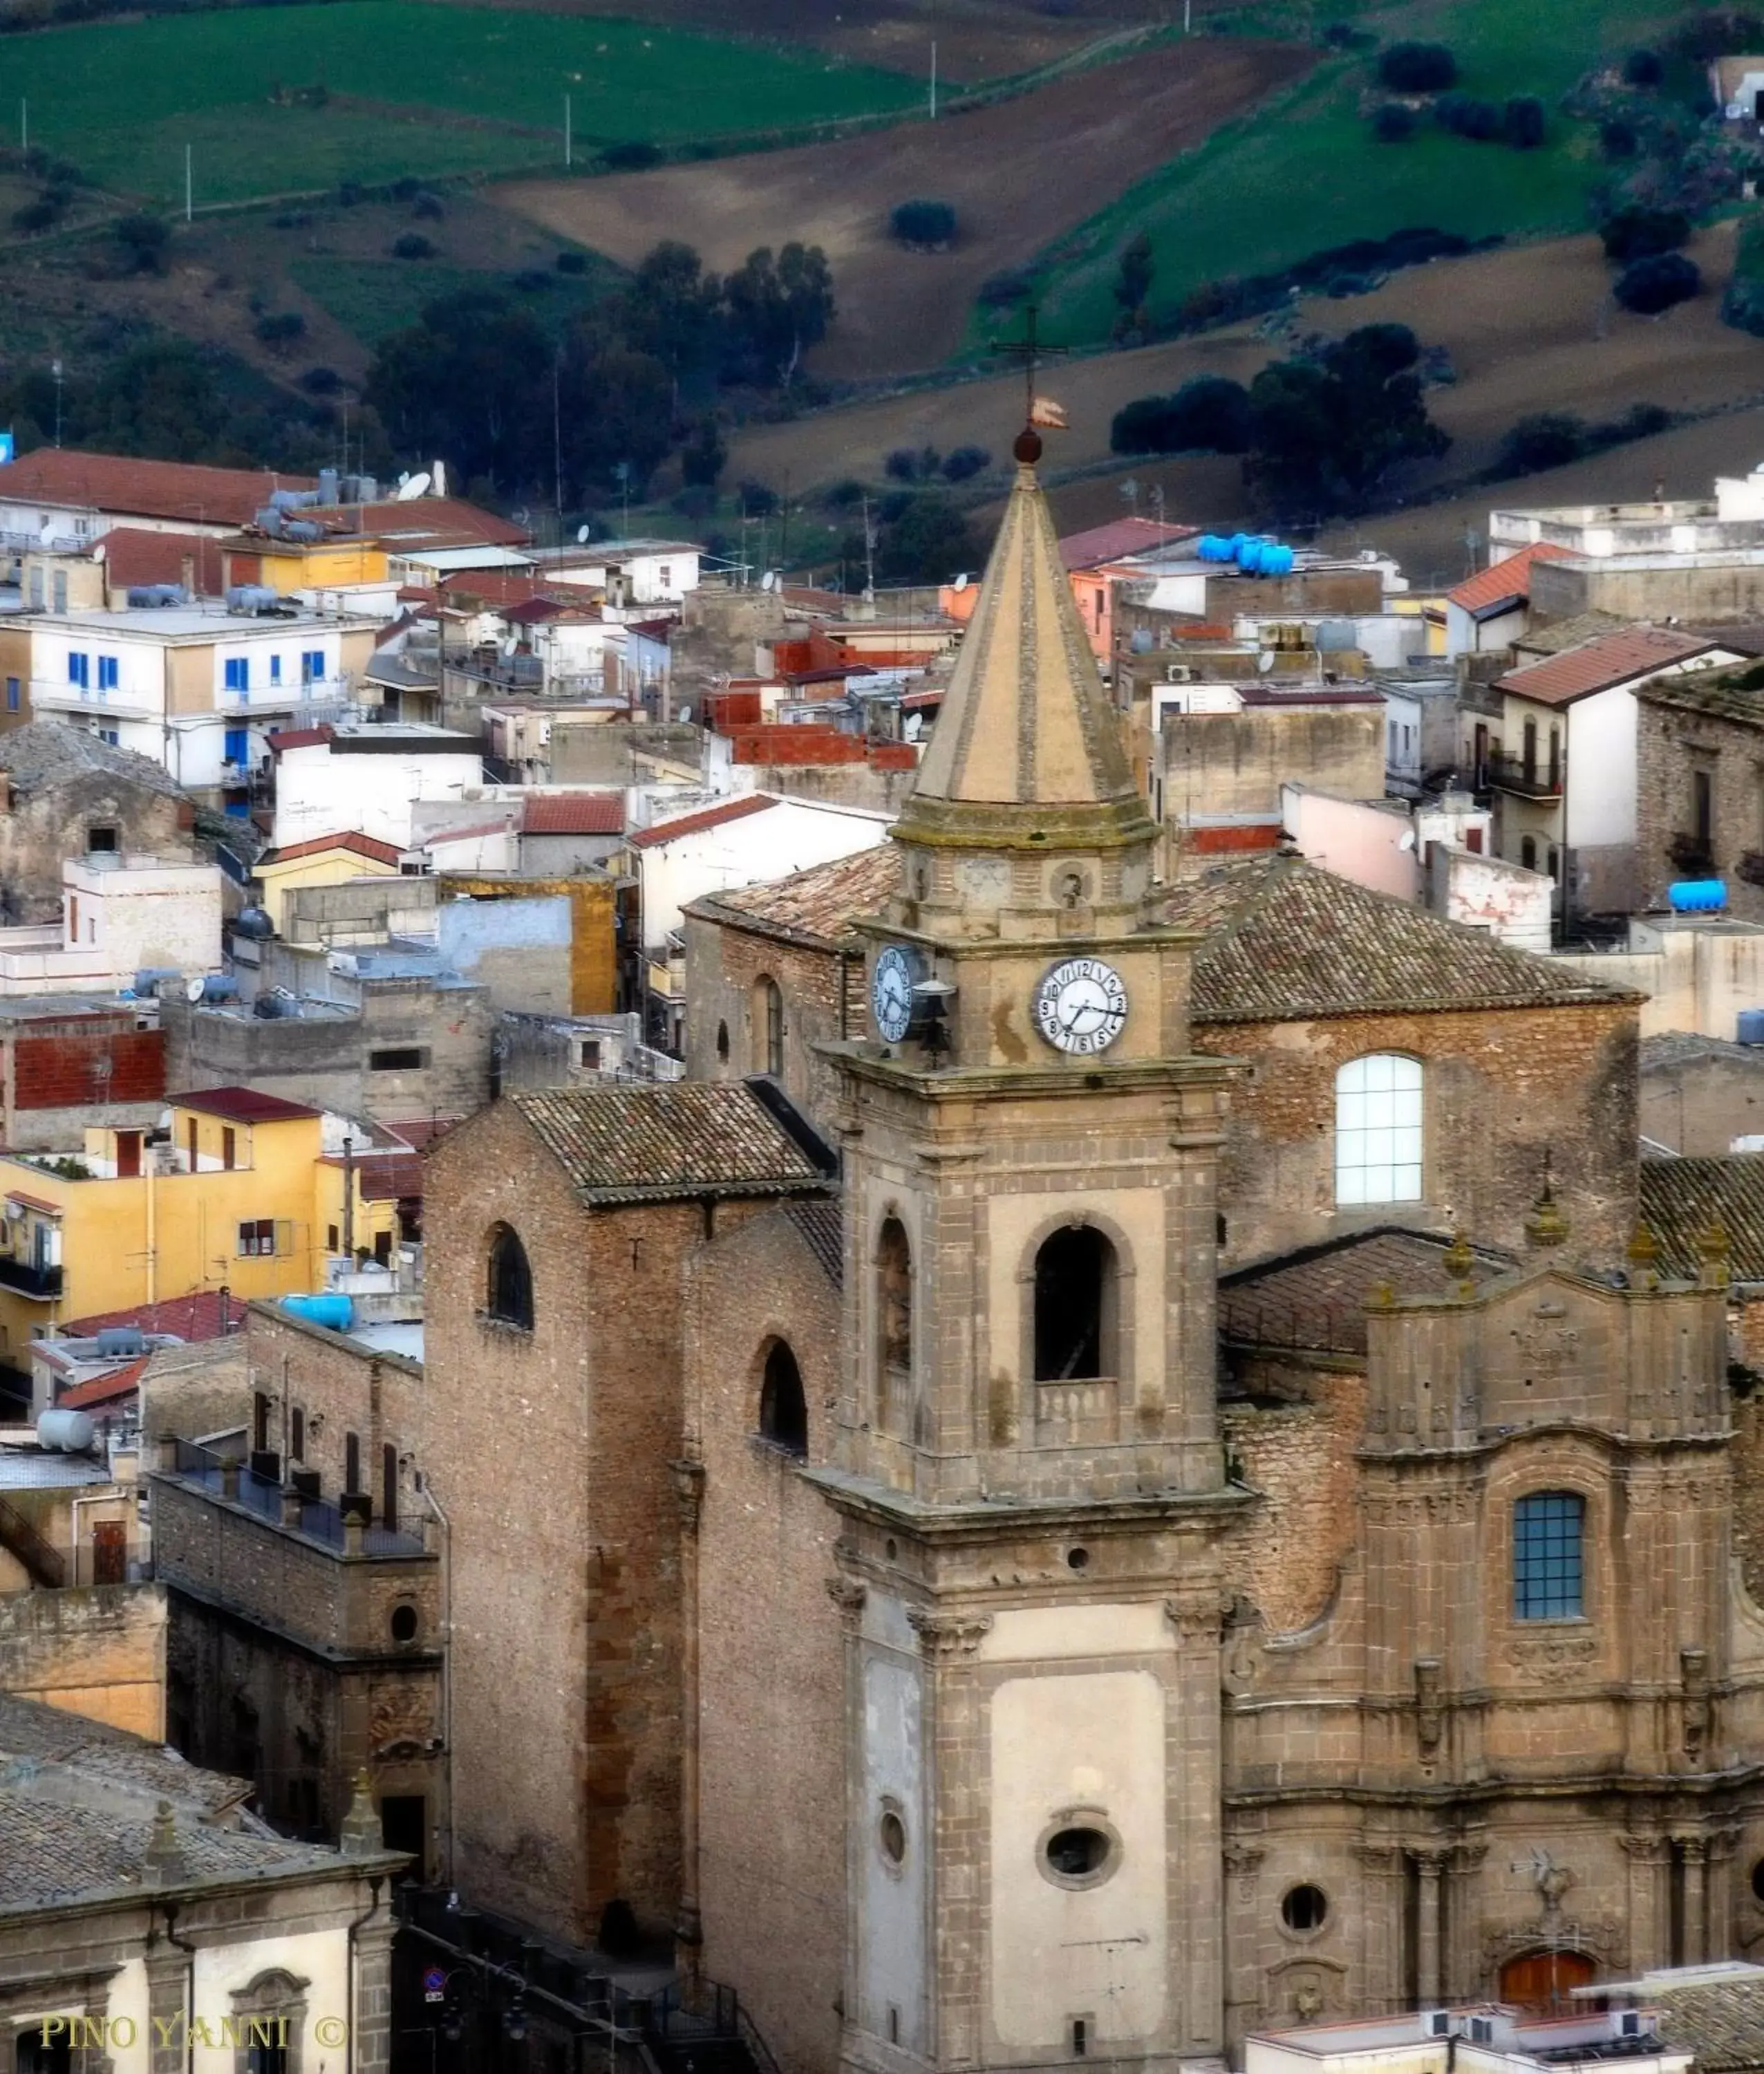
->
[164,1439,427,1558]
[1486,751,1562,798]
[0,1257,64,1298]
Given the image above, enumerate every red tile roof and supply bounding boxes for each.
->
[3,1188,62,1216]
[0,449,315,527]
[318,1150,424,1201]
[58,1290,239,1342]
[434,570,556,608]
[170,1086,321,1124]
[259,831,403,869]
[380,1117,465,1151]
[522,792,624,836]
[1495,626,1721,707]
[1058,517,1198,572]
[1446,541,1577,614]
[265,726,335,754]
[57,1358,149,1410]
[628,794,778,848]
[307,496,529,548]
[100,528,225,597]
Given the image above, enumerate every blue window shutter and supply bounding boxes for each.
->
[224,728,249,764]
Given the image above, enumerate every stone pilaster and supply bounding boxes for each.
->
[353,1917,397,2074]
[1167,1593,1226,2058]
[144,1950,187,2074]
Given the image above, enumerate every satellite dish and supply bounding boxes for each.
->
[677,703,692,724]
[397,471,432,503]
[93,543,105,564]
[1398,828,1416,852]
[38,523,55,547]
[1257,651,1275,673]
[903,712,923,742]
[952,573,969,592]
[185,975,205,1004]
[512,507,531,526]
[760,572,776,592]
[576,523,590,544]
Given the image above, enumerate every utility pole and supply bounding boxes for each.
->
[564,92,572,168]
[552,351,563,524]
[185,143,193,223]
[341,1133,356,1262]
[50,359,62,450]
[19,100,25,155]
[929,40,937,119]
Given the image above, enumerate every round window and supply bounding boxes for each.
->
[879,1809,906,1865]
[390,1603,418,1643]
[1040,1822,1118,1889]
[1281,1883,1329,1934]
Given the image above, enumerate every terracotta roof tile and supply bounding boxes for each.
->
[785,1198,843,1287]
[512,1082,833,1204]
[171,1086,320,1124]
[0,449,315,528]
[1640,1153,1764,1279]
[100,528,226,596]
[59,1290,239,1342]
[522,792,624,836]
[318,1150,424,1201]
[1058,516,1198,570]
[689,845,897,950]
[1653,1977,1764,2069]
[628,795,778,849]
[1221,1226,1514,1356]
[57,1357,148,1410]
[1635,666,1764,727]
[259,831,404,869]
[1445,541,1577,613]
[1494,626,1721,707]
[1162,855,1639,1022]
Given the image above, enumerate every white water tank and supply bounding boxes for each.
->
[37,1407,95,1452]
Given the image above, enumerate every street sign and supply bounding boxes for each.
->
[422,1966,447,2005]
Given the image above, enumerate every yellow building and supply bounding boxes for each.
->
[220,533,391,595]
[254,831,406,934]
[0,1088,395,1356]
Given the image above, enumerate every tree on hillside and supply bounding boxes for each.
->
[1111,375,1252,456]
[1614,251,1701,312]
[1113,230,1156,339]
[364,288,550,492]
[1599,204,1691,261]
[722,243,835,385]
[1376,40,1456,91]
[1244,322,1449,519]
[870,489,977,585]
[621,239,724,396]
[891,199,957,248]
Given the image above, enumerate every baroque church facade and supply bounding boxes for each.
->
[421,433,1764,2074]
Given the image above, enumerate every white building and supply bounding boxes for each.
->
[24,606,377,802]
[1244,2003,1691,2074]
[0,853,221,995]
[628,792,892,947]
[270,722,485,852]
[540,538,702,608]
[0,449,313,557]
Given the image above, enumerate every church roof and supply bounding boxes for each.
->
[901,453,1152,846]
[688,845,897,951]
[1163,856,1641,1023]
[512,1081,835,1205]
[1639,1153,1764,1280]
[1220,1227,1516,1357]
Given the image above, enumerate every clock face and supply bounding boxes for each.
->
[1033,956,1128,1056]
[872,945,917,1044]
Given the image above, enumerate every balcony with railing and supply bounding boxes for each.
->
[1487,750,1564,799]
[0,1255,64,1298]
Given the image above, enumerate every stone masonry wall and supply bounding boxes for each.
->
[682,913,861,1124]
[1221,1365,1367,1638]
[0,1579,167,1739]
[691,1201,845,2074]
[1635,693,1764,922]
[1201,1002,1638,1271]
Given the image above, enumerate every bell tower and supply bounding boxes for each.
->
[813,428,1244,2074]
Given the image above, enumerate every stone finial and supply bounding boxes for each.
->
[1526,1179,1570,1250]
[1698,1217,1732,1291]
[143,1798,184,1885]
[1442,1231,1474,1292]
[342,1508,365,1558]
[1367,1281,1396,1311]
[1628,1222,1660,1290]
[339,1769,381,1856]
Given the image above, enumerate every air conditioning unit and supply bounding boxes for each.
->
[1619,2013,1642,2039]
[1165,664,1196,684]
[1424,2013,1451,2039]
[1469,2018,1494,2044]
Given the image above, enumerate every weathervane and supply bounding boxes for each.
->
[988,301,1070,459]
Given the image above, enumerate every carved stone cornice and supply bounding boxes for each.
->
[825,1576,867,1629]
[1223,1840,1266,1902]
[1165,1594,1222,1645]
[906,1606,993,1659]
[1352,1839,1403,1869]
[1618,1833,1671,1862]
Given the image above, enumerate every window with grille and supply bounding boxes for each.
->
[1514,1491,1585,1620]
[238,1218,276,1257]
[1334,1054,1423,1206]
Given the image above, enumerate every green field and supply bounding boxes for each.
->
[4,2,927,206]
[287,251,624,343]
[1002,0,1685,348]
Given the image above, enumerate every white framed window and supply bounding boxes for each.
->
[1335,1054,1423,1205]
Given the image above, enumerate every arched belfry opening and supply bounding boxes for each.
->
[758,1339,808,1457]
[1033,1225,1118,1381]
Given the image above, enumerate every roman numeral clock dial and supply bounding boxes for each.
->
[1033,956,1128,1056]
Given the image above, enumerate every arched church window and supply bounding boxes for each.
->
[752,976,784,1078]
[715,1019,730,1063]
[1033,1226,1118,1381]
[877,1217,912,1383]
[1334,1054,1423,1206]
[486,1223,534,1331]
[758,1339,807,1457]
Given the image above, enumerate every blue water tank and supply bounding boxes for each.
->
[199,974,239,1003]
[281,1293,353,1332]
[1237,538,1266,573]
[1739,1009,1764,1045]
[1261,543,1295,577]
[1669,879,1727,913]
[1197,533,1232,563]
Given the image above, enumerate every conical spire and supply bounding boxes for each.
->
[899,436,1154,853]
